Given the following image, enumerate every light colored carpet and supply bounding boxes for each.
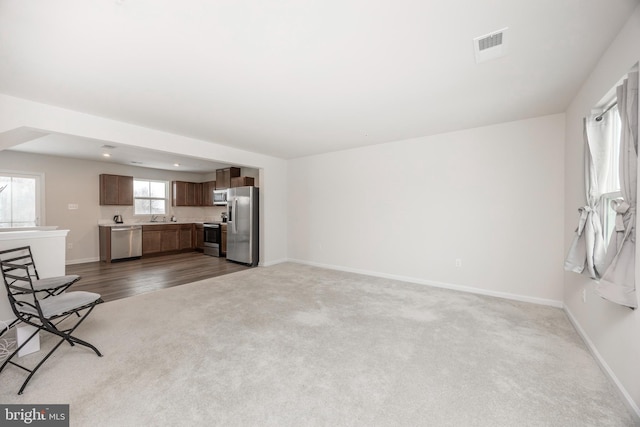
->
[0,263,635,426]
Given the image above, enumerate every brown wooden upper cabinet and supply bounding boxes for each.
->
[172,181,203,207]
[172,181,188,206]
[201,181,216,206]
[100,174,133,205]
[230,176,255,188]
[215,167,241,190]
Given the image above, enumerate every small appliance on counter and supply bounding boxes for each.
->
[220,212,228,223]
[113,215,123,224]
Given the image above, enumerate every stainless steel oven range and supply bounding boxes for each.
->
[203,222,221,257]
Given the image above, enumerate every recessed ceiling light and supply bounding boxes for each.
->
[174,163,180,167]
[131,161,143,164]
[102,153,111,157]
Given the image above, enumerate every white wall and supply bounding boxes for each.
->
[0,95,288,266]
[563,5,640,417]
[288,114,566,305]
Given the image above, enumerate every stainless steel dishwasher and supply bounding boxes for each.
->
[111,225,143,261]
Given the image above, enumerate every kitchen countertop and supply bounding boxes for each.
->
[99,221,202,227]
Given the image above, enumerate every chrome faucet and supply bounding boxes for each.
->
[150,215,158,222]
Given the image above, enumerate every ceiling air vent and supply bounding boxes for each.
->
[474,27,509,64]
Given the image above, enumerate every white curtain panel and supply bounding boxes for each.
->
[564,119,607,278]
[597,71,639,309]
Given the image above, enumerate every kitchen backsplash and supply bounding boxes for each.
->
[99,205,227,224]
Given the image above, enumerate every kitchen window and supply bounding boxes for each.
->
[133,179,167,215]
[0,171,43,228]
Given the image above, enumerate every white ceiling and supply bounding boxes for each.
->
[1,0,639,160]
[12,132,232,173]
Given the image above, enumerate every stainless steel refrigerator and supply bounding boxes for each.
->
[226,186,259,266]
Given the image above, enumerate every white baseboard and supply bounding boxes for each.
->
[261,258,288,267]
[286,258,563,308]
[66,257,100,265]
[564,306,640,422]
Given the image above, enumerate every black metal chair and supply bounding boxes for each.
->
[0,246,80,298]
[0,249,103,394]
[0,246,82,333]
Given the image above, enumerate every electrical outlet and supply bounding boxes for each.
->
[67,243,73,250]
[455,259,462,268]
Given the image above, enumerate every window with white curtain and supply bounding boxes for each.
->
[133,179,167,215]
[566,67,638,307]
[598,104,622,247]
[0,171,43,228]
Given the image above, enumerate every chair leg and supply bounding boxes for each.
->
[66,335,102,356]
[3,306,102,395]
[43,319,76,347]
[17,337,67,395]
[0,327,40,374]
[45,305,99,352]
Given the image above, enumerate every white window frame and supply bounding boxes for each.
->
[0,169,45,228]
[133,179,168,216]
[601,190,623,246]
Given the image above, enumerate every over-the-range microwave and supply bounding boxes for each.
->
[213,189,228,206]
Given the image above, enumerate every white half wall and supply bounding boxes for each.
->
[0,95,288,266]
[288,114,565,305]
[0,230,69,321]
[563,4,640,417]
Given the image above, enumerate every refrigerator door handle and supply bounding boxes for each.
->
[233,198,238,234]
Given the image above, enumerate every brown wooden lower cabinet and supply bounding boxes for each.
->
[179,224,194,250]
[195,223,204,251]
[99,226,113,261]
[221,224,227,255]
[101,223,200,260]
[142,229,163,255]
[142,224,195,256]
[161,229,179,252]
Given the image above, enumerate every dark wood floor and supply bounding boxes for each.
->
[66,252,250,303]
